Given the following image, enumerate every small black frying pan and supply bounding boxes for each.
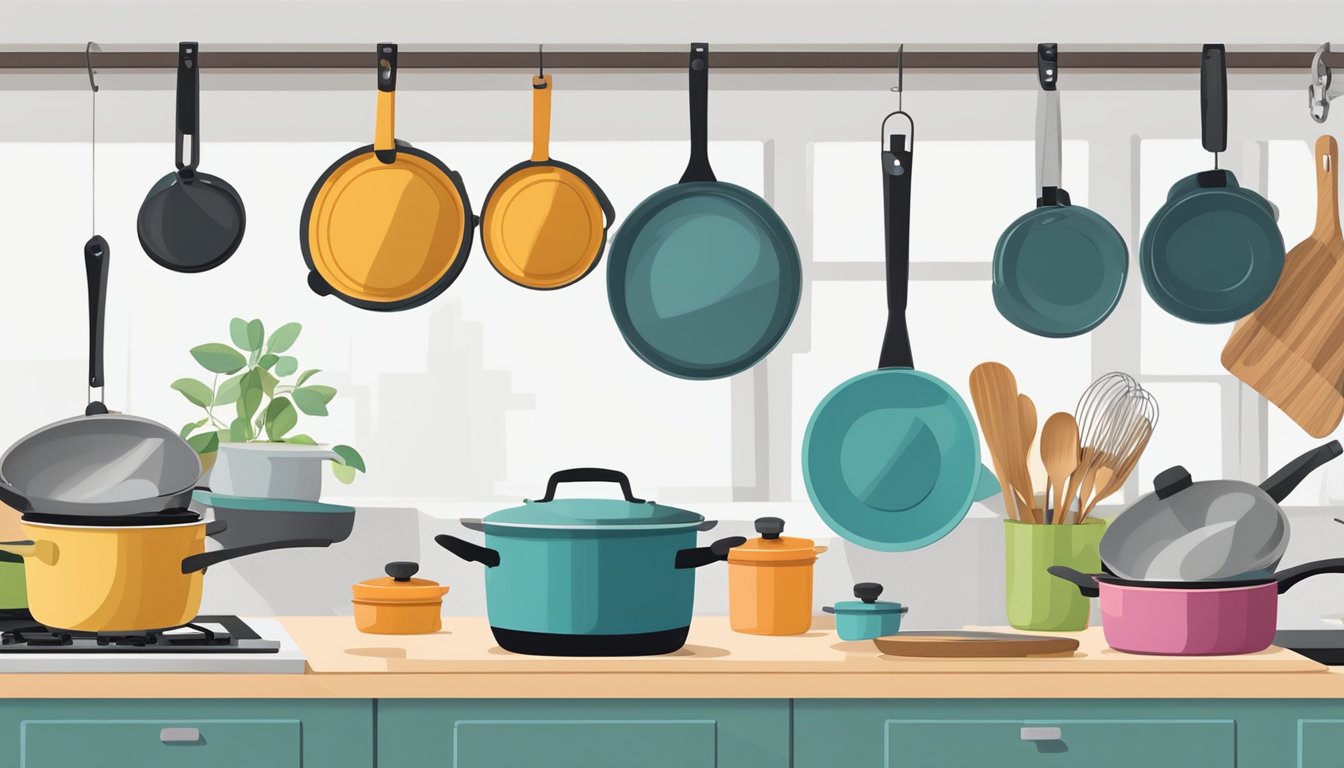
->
[137,42,246,273]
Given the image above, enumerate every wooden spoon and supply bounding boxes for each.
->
[1018,394,1039,524]
[969,362,1031,523]
[1079,418,1153,521]
[1040,413,1080,525]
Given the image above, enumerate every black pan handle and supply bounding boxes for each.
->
[435,534,502,568]
[204,519,228,537]
[679,43,716,184]
[84,235,109,415]
[1201,44,1227,155]
[1047,565,1100,598]
[374,43,398,164]
[537,468,645,503]
[1260,441,1342,503]
[878,118,915,371]
[181,538,332,574]
[175,42,199,173]
[1276,557,1344,594]
[674,536,746,569]
[0,480,31,513]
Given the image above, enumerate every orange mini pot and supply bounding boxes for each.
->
[727,517,828,635]
[352,561,450,635]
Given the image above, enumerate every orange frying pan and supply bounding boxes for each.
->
[481,74,614,290]
[300,43,475,311]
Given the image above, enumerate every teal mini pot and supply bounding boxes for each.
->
[823,583,908,641]
[435,468,744,656]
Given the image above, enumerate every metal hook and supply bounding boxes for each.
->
[1309,42,1343,123]
[85,41,99,92]
[538,44,544,77]
[889,44,904,111]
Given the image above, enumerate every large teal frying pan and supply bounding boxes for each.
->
[803,113,988,552]
[1140,44,1284,324]
[607,43,801,380]
[993,44,1127,338]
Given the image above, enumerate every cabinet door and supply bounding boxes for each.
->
[884,720,1234,768]
[1299,720,1344,768]
[20,719,300,768]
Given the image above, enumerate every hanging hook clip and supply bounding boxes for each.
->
[538,44,544,78]
[85,41,100,92]
[1309,42,1343,123]
[889,44,904,111]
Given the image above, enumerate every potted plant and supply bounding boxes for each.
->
[172,318,365,500]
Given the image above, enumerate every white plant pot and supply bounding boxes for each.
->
[208,443,342,501]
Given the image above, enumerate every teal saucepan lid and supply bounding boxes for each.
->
[192,490,354,514]
[823,583,909,615]
[1140,171,1285,324]
[993,204,1128,338]
[483,468,704,529]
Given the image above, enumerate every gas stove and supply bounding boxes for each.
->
[0,611,305,672]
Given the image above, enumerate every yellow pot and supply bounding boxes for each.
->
[726,517,828,636]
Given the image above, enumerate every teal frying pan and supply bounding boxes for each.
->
[607,43,801,380]
[993,44,1127,338]
[1140,44,1284,324]
[803,113,987,552]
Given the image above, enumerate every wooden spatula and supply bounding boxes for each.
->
[969,363,1032,523]
[1223,135,1344,437]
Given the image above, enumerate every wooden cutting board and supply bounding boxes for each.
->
[1223,135,1344,437]
[874,631,1079,657]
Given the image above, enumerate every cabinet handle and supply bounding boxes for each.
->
[1020,727,1061,742]
[160,727,201,744]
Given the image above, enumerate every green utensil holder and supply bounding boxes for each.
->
[1005,518,1105,631]
[0,555,27,610]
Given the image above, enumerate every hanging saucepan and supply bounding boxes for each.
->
[993,44,1127,338]
[0,508,328,632]
[482,73,615,289]
[436,468,744,656]
[1050,558,1344,656]
[1100,441,1341,582]
[1140,44,1285,324]
[137,42,246,273]
[801,112,983,552]
[0,237,201,517]
[301,43,474,311]
[606,43,801,379]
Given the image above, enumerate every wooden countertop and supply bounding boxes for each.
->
[3,617,1344,699]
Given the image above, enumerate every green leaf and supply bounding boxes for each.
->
[266,322,302,354]
[191,343,247,374]
[331,444,366,472]
[295,369,321,387]
[246,319,265,351]
[258,367,280,397]
[264,397,298,440]
[284,433,317,445]
[186,431,220,455]
[258,353,279,370]
[179,418,209,439]
[228,416,252,442]
[214,373,243,406]
[236,369,263,423]
[331,462,358,484]
[293,386,332,416]
[229,318,250,350]
[275,356,298,377]
[171,378,214,408]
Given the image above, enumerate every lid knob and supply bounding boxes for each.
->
[385,561,419,582]
[1153,466,1194,499]
[755,517,785,540]
[854,582,883,603]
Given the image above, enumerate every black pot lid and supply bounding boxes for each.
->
[21,509,202,527]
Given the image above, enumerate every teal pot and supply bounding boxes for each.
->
[823,582,908,641]
[435,468,744,656]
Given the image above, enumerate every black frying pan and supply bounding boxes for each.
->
[137,42,246,273]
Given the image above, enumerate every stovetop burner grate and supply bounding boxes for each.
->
[0,613,279,654]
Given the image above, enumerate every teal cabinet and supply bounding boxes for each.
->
[0,700,371,768]
[378,700,790,768]
[1299,720,1344,768]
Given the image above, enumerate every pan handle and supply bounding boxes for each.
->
[175,42,200,173]
[530,74,552,163]
[1035,43,1069,207]
[0,480,32,513]
[1201,44,1227,155]
[1276,558,1344,594]
[181,538,332,574]
[374,43,398,164]
[1047,565,1100,598]
[678,43,716,184]
[877,121,915,370]
[84,235,109,415]
[1260,441,1342,503]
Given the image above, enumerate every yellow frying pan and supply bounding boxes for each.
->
[481,74,614,290]
[301,43,475,311]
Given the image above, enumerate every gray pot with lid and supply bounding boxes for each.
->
[1102,441,1341,582]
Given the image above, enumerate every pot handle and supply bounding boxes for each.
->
[435,534,501,568]
[696,520,718,532]
[1260,441,1343,503]
[822,606,835,614]
[536,468,645,504]
[0,480,32,513]
[1276,558,1344,594]
[460,518,486,532]
[674,536,746,570]
[0,540,38,557]
[181,538,332,574]
[205,519,228,537]
[1047,565,1100,598]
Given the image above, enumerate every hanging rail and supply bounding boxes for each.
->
[4,49,1344,71]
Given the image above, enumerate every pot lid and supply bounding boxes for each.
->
[825,583,908,614]
[728,517,827,562]
[484,469,703,529]
[352,562,450,602]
